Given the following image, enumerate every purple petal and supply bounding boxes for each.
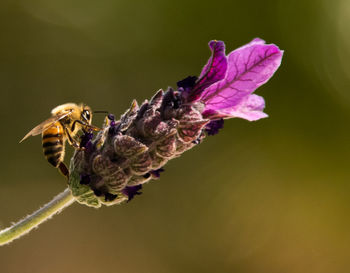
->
[222,94,268,121]
[177,76,197,91]
[186,40,228,102]
[149,168,164,178]
[108,114,115,121]
[80,131,94,149]
[205,119,224,135]
[203,94,268,121]
[108,114,119,135]
[199,38,283,113]
[122,185,143,202]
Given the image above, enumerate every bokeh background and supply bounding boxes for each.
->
[0,0,350,272]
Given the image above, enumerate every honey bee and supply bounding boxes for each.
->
[20,103,100,178]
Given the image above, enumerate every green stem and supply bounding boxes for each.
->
[0,188,76,246]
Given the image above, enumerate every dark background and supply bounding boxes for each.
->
[1,0,350,272]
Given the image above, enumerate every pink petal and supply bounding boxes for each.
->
[199,38,283,111]
[222,94,268,121]
[203,94,268,121]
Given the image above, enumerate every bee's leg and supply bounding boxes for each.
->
[71,120,101,132]
[58,162,69,179]
[71,120,79,132]
[65,128,81,149]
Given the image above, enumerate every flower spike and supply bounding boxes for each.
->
[67,38,283,207]
[0,38,283,246]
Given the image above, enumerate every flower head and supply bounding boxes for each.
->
[68,39,283,207]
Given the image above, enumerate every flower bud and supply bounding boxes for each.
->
[68,91,210,207]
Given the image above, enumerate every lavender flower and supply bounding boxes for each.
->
[68,39,283,208]
[122,185,143,202]
[205,119,224,136]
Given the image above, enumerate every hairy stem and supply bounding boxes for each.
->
[0,188,75,246]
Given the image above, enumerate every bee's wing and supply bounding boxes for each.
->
[20,112,71,143]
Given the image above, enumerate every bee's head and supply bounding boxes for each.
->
[81,106,92,124]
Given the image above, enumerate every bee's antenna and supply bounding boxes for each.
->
[93,110,109,114]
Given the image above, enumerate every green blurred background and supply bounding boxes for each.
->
[1,0,350,272]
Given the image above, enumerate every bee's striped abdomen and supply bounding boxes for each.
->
[42,123,65,168]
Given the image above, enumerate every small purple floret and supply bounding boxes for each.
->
[80,131,94,149]
[108,114,116,127]
[177,76,197,92]
[205,119,224,136]
[108,114,115,121]
[122,185,143,202]
[108,114,119,135]
[150,168,164,178]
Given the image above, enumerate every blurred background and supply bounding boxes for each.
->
[0,0,350,272]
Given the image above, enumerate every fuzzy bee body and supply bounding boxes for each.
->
[21,103,99,178]
[42,123,66,168]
